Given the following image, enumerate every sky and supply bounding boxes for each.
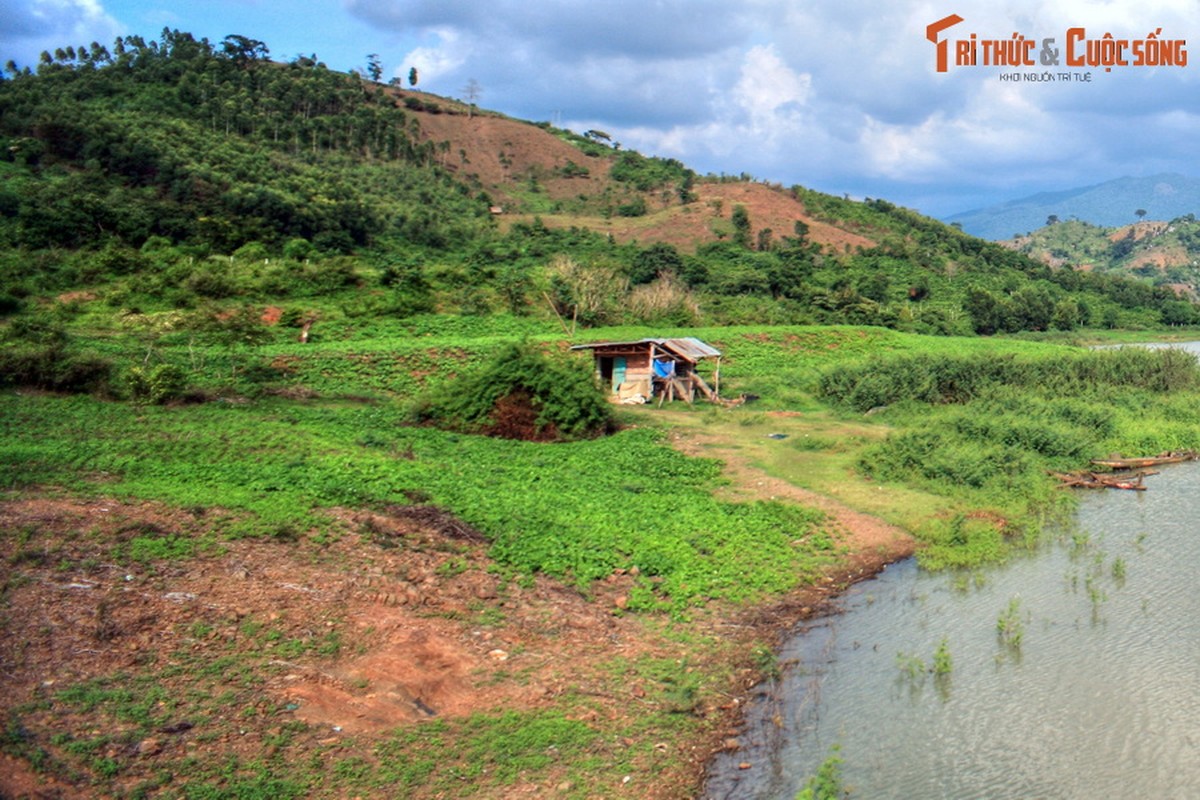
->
[1,0,1198,218]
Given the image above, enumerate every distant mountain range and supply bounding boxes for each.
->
[944,174,1200,240]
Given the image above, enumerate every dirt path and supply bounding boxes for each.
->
[665,426,916,574]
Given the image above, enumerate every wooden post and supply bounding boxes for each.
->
[543,291,572,336]
[691,372,716,402]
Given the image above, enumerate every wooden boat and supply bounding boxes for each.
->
[1090,451,1197,470]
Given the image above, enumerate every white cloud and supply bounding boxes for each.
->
[733,45,811,129]
[0,0,120,63]
[398,26,466,83]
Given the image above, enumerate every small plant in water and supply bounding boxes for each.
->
[795,744,845,800]
[1069,529,1091,555]
[895,651,925,680]
[997,596,1024,649]
[932,637,952,675]
[1111,556,1127,582]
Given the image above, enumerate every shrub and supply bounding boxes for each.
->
[126,363,188,404]
[819,348,1200,413]
[409,342,612,441]
[0,344,112,393]
[0,312,112,393]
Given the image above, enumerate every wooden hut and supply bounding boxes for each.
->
[571,337,721,405]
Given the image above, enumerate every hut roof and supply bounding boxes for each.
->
[570,337,720,363]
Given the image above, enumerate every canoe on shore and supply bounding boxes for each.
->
[1090,451,1198,470]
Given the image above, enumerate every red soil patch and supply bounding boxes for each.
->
[409,99,878,256]
[415,111,612,199]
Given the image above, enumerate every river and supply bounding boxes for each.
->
[706,345,1200,800]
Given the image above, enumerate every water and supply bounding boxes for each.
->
[706,349,1200,799]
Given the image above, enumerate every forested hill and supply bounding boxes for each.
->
[0,29,1196,335]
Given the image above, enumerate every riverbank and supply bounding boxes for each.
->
[714,457,1200,798]
[0,422,915,800]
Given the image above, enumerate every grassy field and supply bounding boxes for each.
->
[5,312,1200,797]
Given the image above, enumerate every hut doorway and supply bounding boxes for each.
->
[597,356,627,393]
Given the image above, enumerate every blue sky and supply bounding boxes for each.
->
[2,0,1198,218]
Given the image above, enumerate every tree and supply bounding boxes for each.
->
[1161,300,1196,326]
[221,35,269,65]
[366,53,382,83]
[463,78,481,117]
[630,242,684,285]
[756,228,773,252]
[1050,298,1081,331]
[1046,214,1059,226]
[408,66,418,87]
[193,305,271,379]
[965,288,1004,335]
[1136,208,1147,220]
[792,219,810,243]
[731,204,751,248]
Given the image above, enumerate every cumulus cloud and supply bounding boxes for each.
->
[0,0,120,63]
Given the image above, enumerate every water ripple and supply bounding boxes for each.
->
[707,460,1200,799]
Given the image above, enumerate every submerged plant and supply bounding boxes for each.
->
[1111,556,1127,582]
[932,637,953,675]
[997,596,1024,649]
[895,652,926,680]
[795,744,845,800]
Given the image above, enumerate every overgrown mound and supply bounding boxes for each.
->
[410,342,612,442]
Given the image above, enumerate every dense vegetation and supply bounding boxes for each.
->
[407,341,614,441]
[5,28,1200,800]
[1012,216,1200,310]
[817,344,1200,567]
[1,29,1197,335]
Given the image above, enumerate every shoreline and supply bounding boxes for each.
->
[691,535,916,798]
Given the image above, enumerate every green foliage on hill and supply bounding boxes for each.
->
[1013,215,1200,304]
[0,27,1196,338]
[0,29,491,256]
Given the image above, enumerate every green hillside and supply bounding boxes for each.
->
[0,29,1196,336]
[1009,216,1200,313]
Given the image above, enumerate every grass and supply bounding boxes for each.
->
[0,393,832,610]
[5,316,1200,797]
[997,597,1025,649]
[9,321,1200,582]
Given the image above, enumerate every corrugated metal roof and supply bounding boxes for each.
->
[570,337,720,361]
[661,337,721,360]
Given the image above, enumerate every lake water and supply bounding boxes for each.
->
[706,344,1200,800]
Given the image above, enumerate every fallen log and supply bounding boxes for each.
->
[1052,469,1157,491]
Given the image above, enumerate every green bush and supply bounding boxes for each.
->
[126,363,188,404]
[409,342,612,441]
[0,314,112,393]
[819,348,1200,412]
